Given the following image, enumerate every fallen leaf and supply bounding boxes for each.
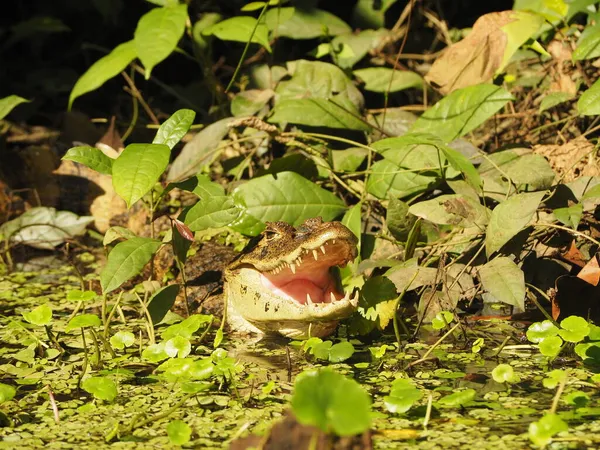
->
[425,11,543,94]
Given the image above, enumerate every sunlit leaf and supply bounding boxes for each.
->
[100,237,162,293]
[485,191,545,257]
[0,95,30,120]
[153,109,196,149]
[62,146,114,175]
[134,4,188,79]
[69,41,136,109]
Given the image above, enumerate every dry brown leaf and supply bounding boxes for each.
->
[425,11,517,94]
[533,137,599,182]
[577,254,600,286]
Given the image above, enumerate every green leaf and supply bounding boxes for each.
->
[167,117,234,182]
[153,109,195,149]
[528,413,568,447]
[109,331,135,350]
[491,364,520,383]
[134,4,188,79]
[485,191,545,257]
[142,342,169,363]
[66,289,97,302]
[167,420,191,446]
[112,143,170,208]
[204,16,271,52]
[147,284,180,325]
[0,383,16,404]
[231,172,346,235]
[82,376,117,402]
[62,146,114,175]
[0,95,30,120]
[354,68,423,92]
[69,41,137,109]
[578,78,600,116]
[352,0,398,29]
[291,369,371,436]
[328,342,355,363]
[539,92,574,113]
[437,389,476,407]
[100,237,162,294]
[165,336,192,358]
[265,7,351,39]
[384,378,422,414]
[553,203,583,230]
[558,316,590,343]
[386,198,415,241]
[539,335,563,357]
[271,60,367,130]
[478,257,526,310]
[527,321,559,343]
[411,84,513,142]
[103,226,137,246]
[366,159,439,199]
[408,194,490,228]
[184,196,241,231]
[22,304,52,326]
[573,23,600,61]
[231,89,274,117]
[66,314,101,331]
[431,311,454,330]
[332,29,390,69]
[270,97,369,130]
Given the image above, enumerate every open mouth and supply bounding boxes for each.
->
[259,239,357,306]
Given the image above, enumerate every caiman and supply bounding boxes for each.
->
[224,217,359,339]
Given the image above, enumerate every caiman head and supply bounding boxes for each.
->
[224,217,359,339]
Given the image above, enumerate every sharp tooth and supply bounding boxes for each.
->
[290,264,296,274]
[330,292,336,302]
[312,250,318,260]
[306,293,314,305]
[320,246,326,254]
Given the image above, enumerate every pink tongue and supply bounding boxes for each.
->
[273,279,324,304]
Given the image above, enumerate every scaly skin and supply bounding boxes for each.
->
[224,217,358,339]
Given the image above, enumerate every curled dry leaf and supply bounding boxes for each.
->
[425,10,543,94]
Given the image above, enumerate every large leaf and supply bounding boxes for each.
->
[331,29,390,69]
[411,84,513,142]
[354,68,423,93]
[0,95,30,120]
[271,60,367,130]
[100,237,162,293]
[69,41,137,109]
[134,4,188,79]
[0,207,93,250]
[265,7,351,39]
[578,78,600,116]
[167,117,234,182]
[366,159,439,199]
[485,191,545,257]
[231,172,346,235]
[573,24,600,61]
[408,194,490,228]
[479,257,525,309]
[147,284,180,325]
[203,16,271,52]
[62,146,114,175]
[112,143,170,208]
[270,98,370,130]
[153,109,196,149]
[183,196,241,231]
